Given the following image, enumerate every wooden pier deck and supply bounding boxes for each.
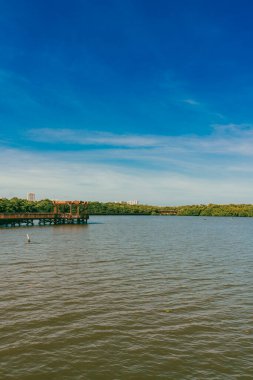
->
[0,212,89,227]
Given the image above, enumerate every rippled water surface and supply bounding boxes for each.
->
[1,216,253,379]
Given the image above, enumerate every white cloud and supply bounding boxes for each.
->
[1,136,253,204]
[2,123,253,204]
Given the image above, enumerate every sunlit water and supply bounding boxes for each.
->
[0,216,253,380]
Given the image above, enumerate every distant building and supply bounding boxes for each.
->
[113,200,139,205]
[127,200,139,205]
[27,192,36,202]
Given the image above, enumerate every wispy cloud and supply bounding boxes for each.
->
[27,129,159,148]
[27,124,253,156]
[183,98,200,106]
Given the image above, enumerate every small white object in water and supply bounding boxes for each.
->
[27,234,31,243]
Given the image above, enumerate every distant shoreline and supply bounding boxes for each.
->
[1,198,253,218]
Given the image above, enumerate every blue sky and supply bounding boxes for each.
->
[1,0,253,204]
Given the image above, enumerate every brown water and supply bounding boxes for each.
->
[0,216,253,379]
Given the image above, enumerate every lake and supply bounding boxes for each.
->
[0,216,252,379]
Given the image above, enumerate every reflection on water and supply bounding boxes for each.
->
[0,216,253,379]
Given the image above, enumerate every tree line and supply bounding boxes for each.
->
[1,198,253,217]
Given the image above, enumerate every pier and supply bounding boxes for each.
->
[0,200,89,227]
[159,209,178,215]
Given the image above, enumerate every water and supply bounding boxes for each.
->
[0,216,252,380]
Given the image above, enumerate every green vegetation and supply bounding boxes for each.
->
[87,202,160,215]
[176,203,253,217]
[0,198,54,213]
[1,198,253,217]
[87,202,253,217]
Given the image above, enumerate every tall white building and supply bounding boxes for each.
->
[27,192,36,201]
